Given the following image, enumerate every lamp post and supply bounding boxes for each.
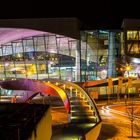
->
[123,64,134,138]
[125,64,133,100]
[116,63,132,102]
[116,63,132,77]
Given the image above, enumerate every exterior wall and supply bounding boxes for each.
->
[85,122,102,140]
[29,107,52,140]
[122,19,140,78]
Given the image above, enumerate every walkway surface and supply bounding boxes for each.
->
[51,107,95,140]
[51,99,140,140]
[51,123,95,140]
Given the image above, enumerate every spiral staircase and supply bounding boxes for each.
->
[42,79,100,124]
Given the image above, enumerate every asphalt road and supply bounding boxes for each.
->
[98,102,140,140]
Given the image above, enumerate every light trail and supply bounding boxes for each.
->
[101,104,140,121]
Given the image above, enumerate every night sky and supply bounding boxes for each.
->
[0,0,140,29]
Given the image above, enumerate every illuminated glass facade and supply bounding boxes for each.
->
[5,18,140,82]
[126,30,140,55]
[0,28,121,82]
[0,32,78,81]
[121,19,140,78]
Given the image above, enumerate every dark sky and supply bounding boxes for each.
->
[0,0,140,29]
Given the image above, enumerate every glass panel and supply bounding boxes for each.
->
[48,61,59,79]
[127,30,138,40]
[128,43,139,54]
[69,40,77,57]
[57,37,69,55]
[2,45,12,56]
[23,39,34,52]
[0,63,5,78]
[25,63,37,79]
[34,37,45,52]
[13,42,23,54]
[5,62,16,78]
[48,35,57,53]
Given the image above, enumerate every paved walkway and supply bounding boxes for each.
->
[51,107,96,140]
[51,123,95,140]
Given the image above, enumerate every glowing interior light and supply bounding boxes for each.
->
[17,53,21,57]
[27,71,32,76]
[55,82,59,86]
[5,63,9,66]
[63,84,66,89]
[132,58,140,64]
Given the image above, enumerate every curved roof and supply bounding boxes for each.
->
[0,28,49,45]
[0,18,80,40]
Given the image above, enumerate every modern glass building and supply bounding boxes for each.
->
[121,19,140,78]
[0,18,139,82]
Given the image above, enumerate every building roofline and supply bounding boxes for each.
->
[0,18,81,39]
[122,18,140,30]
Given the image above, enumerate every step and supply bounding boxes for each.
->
[68,93,85,98]
[71,110,94,116]
[70,116,97,123]
[70,100,88,105]
[70,105,90,110]
[70,93,83,97]
[69,96,86,100]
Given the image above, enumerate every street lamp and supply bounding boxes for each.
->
[125,64,131,77]
[116,63,132,77]
[124,64,132,77]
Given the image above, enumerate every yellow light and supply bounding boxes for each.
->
[126,66,131,71]
[27,71,32,76]
[55,82,59,86]
[121,63,132,72]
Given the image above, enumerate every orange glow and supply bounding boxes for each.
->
[45,82,69,113]
[27,71,32,76]
[126,66,131,71]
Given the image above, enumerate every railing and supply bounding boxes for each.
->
[64,81,101,123]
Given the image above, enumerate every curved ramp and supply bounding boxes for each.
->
[0,79,69,113]
[0,79,58,95]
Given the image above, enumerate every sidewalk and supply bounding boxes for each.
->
[51,123,95,140]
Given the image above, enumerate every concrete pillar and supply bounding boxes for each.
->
[75,41,81,82]
[108,31,115,77]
